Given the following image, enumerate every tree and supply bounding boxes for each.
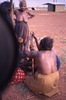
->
[10,0,14,27]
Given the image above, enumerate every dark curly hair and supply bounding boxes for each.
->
[39,37,53,51]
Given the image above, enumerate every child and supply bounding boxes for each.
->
[15,1,35,48]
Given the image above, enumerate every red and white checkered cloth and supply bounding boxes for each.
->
[9,67,26,85]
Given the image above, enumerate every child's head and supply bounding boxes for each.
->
[39,37,53,51]
[19,0,27,11]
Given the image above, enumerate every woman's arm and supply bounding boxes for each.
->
[31,32,39,50]
[27,11,35,19]
[24,36,38,58]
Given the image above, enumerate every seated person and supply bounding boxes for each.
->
[31,33,60,71]
[24,36,60,97]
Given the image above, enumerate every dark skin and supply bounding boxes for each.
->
[14,8,35,44]
[14,8,35,23]
[24,35,57,75]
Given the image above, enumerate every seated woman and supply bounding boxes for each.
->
[31,33,60,71]
[24,35,60,97]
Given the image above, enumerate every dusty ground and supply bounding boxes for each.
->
[2,11,66,100]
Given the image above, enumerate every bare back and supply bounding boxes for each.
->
[35,50,57,75]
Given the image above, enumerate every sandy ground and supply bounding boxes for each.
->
[2,11,66,100]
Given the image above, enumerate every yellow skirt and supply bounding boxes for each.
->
[24,71,59,97]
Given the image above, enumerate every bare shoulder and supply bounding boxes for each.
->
[25,50,39,58]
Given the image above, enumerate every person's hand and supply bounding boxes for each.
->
[30,31,35,39]
[18,37,23,43]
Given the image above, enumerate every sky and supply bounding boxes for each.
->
[0,0,66,7]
